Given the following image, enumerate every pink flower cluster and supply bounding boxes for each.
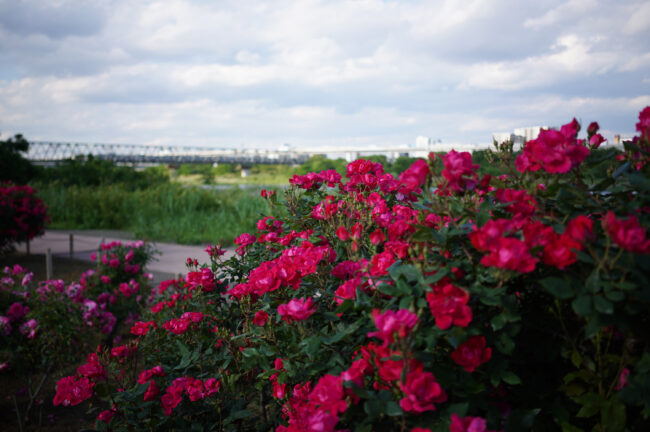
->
[603,211,650,254]
[54,353,106,407]
[450,413,497,432]
[162,311,204,335]
[234,232,256,255]
[515,118,590,174]
[227,241,333,300]
[161,376,221,415]
[441,150,479,192]
[131,320,156,336]
[470,213,593,273]
[398,158,430,194]
[278,297,317,323]
[0,183,50,248]
[289,168,341,190]
[277,374,349,432]
[0,298,38,338]
[185,267,217,292]
[451,336,492,373]
[53,375,94,407]
[426,280,472,330]
[367,308,418,346]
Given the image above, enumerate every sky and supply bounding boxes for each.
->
[1,0,649,150]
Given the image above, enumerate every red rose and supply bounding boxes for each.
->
[426,282,472,330]
[603,211,650,254]
[451,336,492,373]
[369,251,395,277]
[399,369,447,413]
[253,310,269,326]
[277,297,317,323]
[309,374,347,415]
[479,237,538,273]
[441,150,479,192]
[367,309,418,346]
[144,380,159,401]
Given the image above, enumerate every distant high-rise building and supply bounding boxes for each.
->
[492,126,547,150]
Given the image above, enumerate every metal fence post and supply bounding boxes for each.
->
[45,248,53,280]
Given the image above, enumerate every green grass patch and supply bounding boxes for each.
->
[34,183,270,246]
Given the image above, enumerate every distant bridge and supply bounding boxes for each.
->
[26,141,311,166]
[25,140,467,166]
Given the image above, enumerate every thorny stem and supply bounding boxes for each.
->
[13,395,24,432]
[24,367,51,424]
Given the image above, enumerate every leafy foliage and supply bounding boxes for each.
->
[9,107,650,431]
[34,155,169,190]
[0,134,36,184]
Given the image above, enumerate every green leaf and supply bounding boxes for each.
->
[490,313,508,331]
[241,347,259,358]
[424,268,450,284]
[540,277,574,299]
[399,296,413,310]
[228,409,252,420]
[448,402,469,417]
[576,403,600,418]
[593,295,614,314]
[174,339,191,358]
[502,371,522,385]
[497,333,515,355]
[363,399,382,420]
[571,350,582,368]
[602,398,626,432]
[480,295,503,307]
[612,162,630,179]
[572,295,592,316]
[627,172,650,192]
[385,401,403,416]
[389,263,421,282]
[584,318,601,339]
[604,290,625,302]
[560,421,584,432]
[585,272,601,294]
[324,330,346,344]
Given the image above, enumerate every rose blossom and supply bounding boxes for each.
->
[367,309,418,346]
[451,336,492,373]
[278,298,317,323]
[399,369,447,413]
[253,310,269,326]
[602,211,650,254]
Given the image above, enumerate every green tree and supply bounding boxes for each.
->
[0,134,36,184]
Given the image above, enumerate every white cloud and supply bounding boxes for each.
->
[0,0,648,147]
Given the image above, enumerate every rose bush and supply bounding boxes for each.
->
[54,108,650,431]
[82,240,158,341]
[0,183,49,253]
[0,241,156,429]
[0,264,99,427]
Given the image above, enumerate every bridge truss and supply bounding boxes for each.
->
[26,141,311,165]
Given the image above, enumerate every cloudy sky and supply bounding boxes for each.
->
[1,0,649,149]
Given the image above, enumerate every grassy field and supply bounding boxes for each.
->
[27,153,463,247]
[35,183,270,246]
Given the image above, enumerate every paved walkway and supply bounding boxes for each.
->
[24,230,235,284]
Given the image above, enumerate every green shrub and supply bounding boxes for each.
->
[50,108,650,431]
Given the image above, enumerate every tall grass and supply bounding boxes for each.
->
[35,183,270,245]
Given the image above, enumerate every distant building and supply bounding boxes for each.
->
[311,137,491,162]
[492,126,547,150]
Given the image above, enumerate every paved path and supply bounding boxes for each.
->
[24,230,235,284]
